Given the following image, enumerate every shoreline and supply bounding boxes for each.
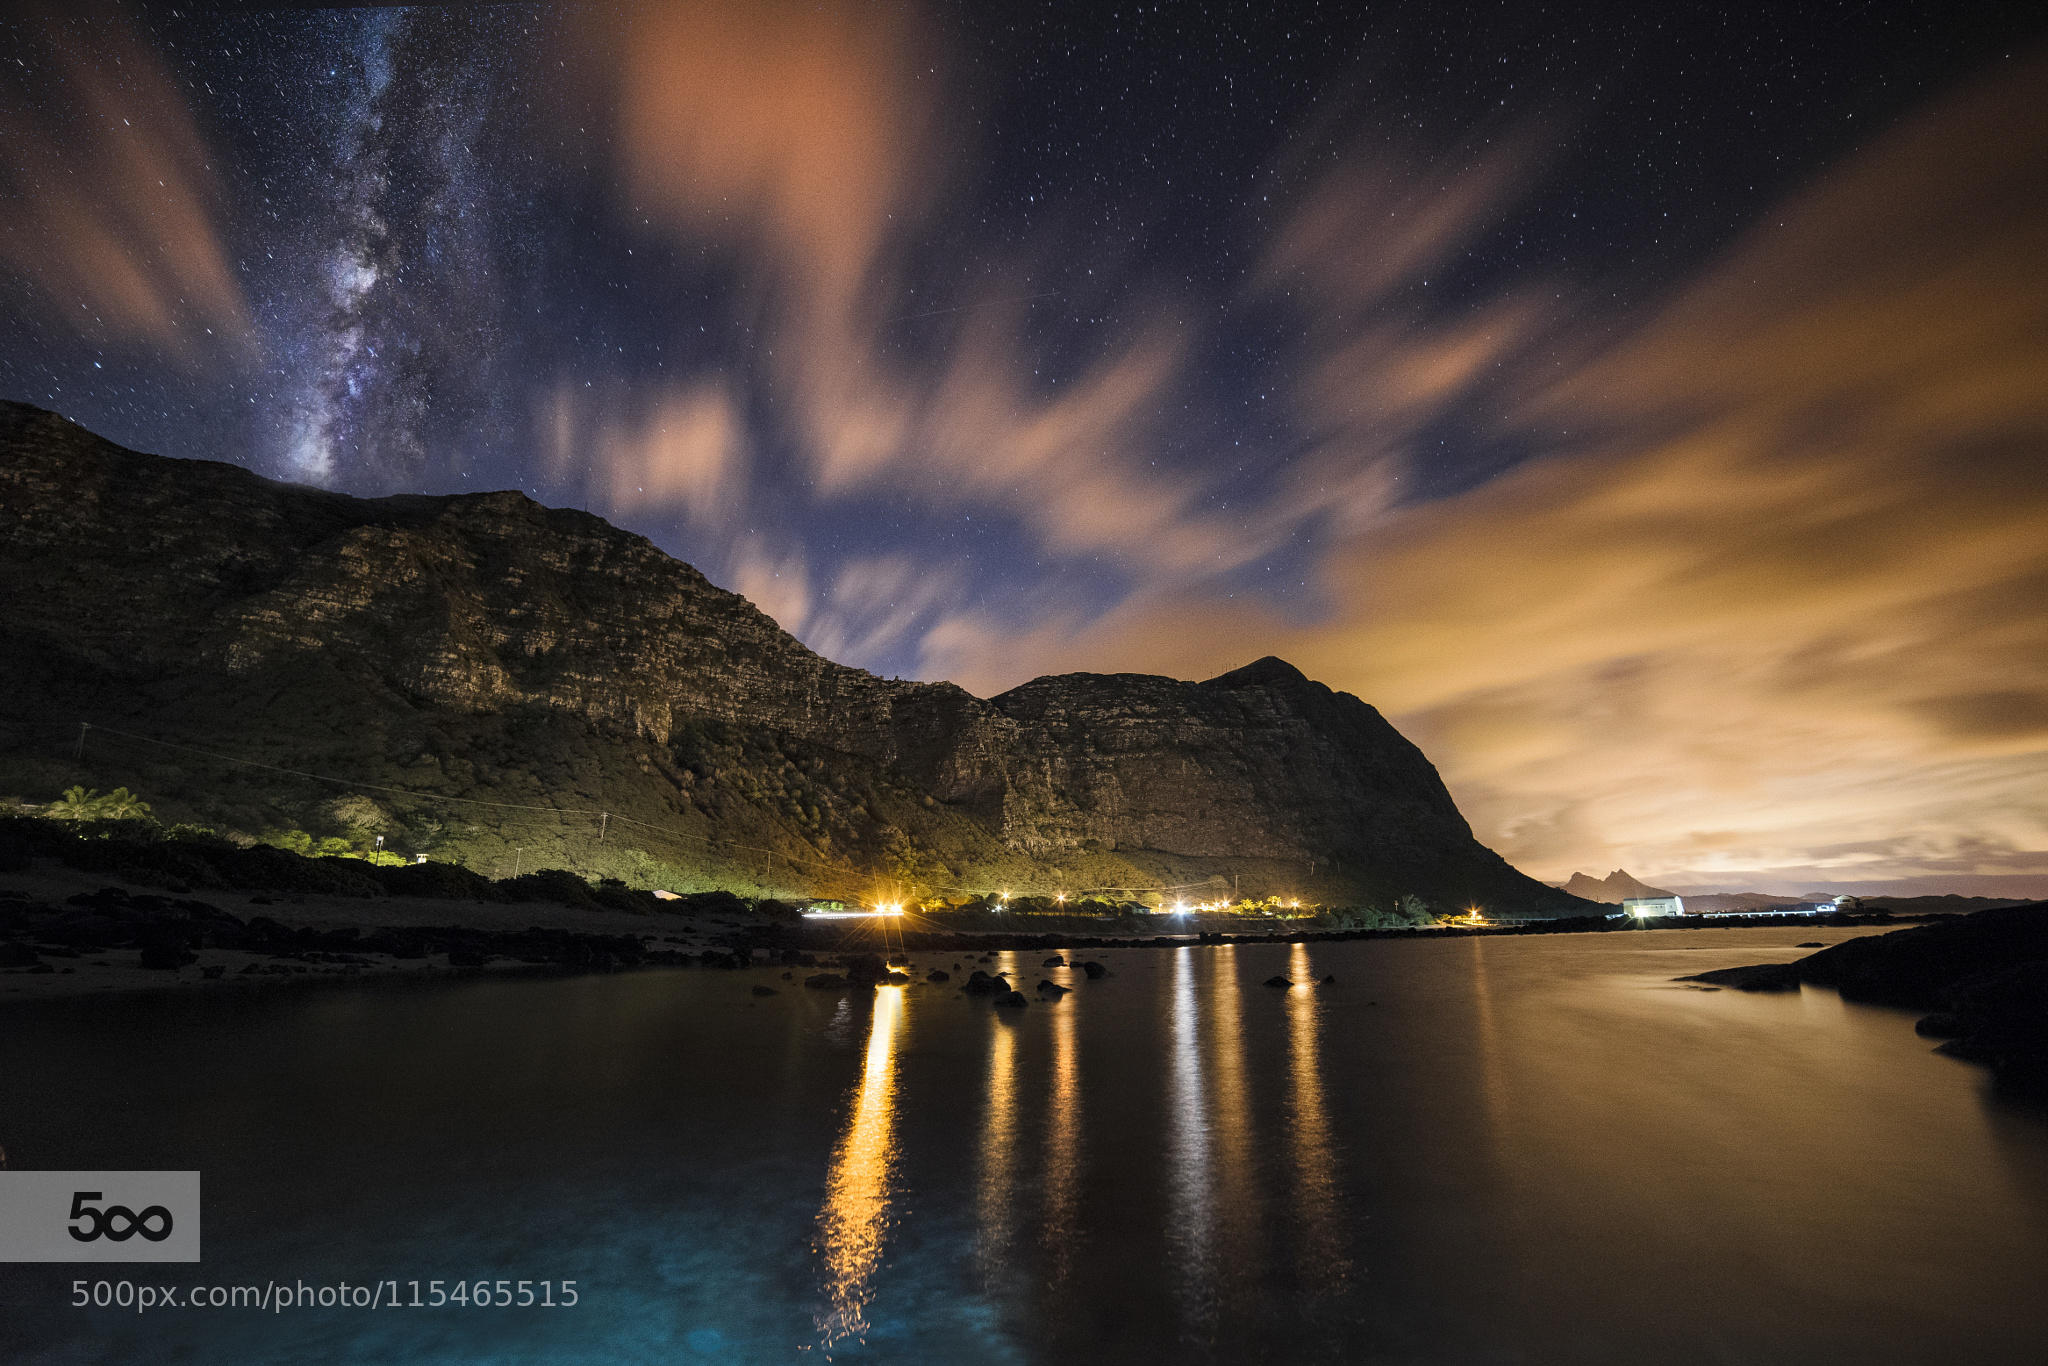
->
[3,859,1917,1002]
[1677,903,2048,1092]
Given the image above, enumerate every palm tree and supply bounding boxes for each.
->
[45,785,152,821]
[94,787,152,821]
[46,786,99,820]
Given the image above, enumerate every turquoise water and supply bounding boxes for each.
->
[3,927,2045,1362]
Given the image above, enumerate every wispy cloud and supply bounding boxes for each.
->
[572,381,749,528]
[804,554,966,667]
[921,52,2048,892]
[594,1,1280,587]
[728,537,812,638]
[0,7,250,366]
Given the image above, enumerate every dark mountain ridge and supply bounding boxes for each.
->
[1559,869,1677,903]
[0,402,1587,914]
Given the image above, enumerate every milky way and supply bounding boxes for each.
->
[270,9,534,490]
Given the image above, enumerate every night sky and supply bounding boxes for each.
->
[4,0,2046,895]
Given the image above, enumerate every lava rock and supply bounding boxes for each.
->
[1679,962,1801,992]
[1915,1012,1964,1038]
[842,953,888,986]
[962,969,1010,996]
[1263,975,1292,988]
[138,933,196,970]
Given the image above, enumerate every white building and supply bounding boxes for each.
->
[1621,895,1686,918]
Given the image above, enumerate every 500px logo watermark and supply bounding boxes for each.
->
[0,1172,200,1262]
[67,1190,175,1244]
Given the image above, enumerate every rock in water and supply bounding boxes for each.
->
[0,402,1591,915]
[841,954,886,986]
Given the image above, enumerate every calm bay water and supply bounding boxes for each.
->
[4,927,2046,1362]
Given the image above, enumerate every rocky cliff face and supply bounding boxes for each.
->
[0,402,1586,913]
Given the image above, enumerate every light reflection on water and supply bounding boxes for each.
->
[815,984,905,1351]
[1206,943,1260,1320]
[976,962,1020,1292]
[1166,945,1216,1335]
[1042,974,1082,1283]
[1285,942,1347,1294]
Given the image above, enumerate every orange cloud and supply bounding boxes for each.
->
[923,52,2048,894]
[597,1,1270,582]
[612,0,935,335]
[537,375,755,600]
[0,9,250,365]
[729,538,812,637]
[605,0,934,494]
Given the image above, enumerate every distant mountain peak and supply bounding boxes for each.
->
[1560,868,1677,902]
[1206,655,1310,690]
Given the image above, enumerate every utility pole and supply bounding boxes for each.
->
[599,812,608,844]
[513,847,522,878]
[74,721,89,761]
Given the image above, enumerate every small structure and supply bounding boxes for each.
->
[1621,895,1686,919]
